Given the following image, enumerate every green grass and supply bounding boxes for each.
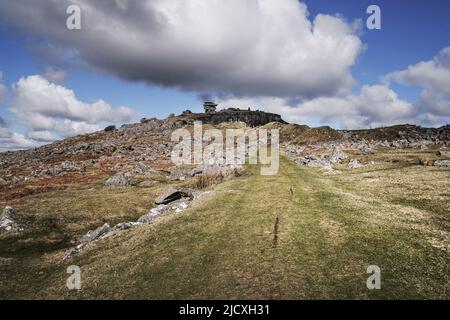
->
[0,156,448,299]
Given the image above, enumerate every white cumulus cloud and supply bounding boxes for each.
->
[9,75,135,141]
[385,46,450,123]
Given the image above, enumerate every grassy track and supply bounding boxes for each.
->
[1,156,448,299]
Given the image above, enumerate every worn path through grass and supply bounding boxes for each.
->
[1,156,448,299]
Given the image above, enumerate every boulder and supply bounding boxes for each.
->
[348,159,363,169]
[295,155,333,171]
[138,209,165,223]
[79,223,111,243]
[138,199,190,223]
[329,146,348,164]
[437,150,450,157]
[155,188,194,205]
[0,177,7,186]
[64,243,87,260]
[133,162,155,174]
[61,161,80,172]
[0,207,23,233]
[105,172,133,187]
[434,160,450,167]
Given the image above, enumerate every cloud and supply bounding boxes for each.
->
[0,0,364,99]
[385,46,450,96]
[217,84,417,129]
[0,127,37,151]
[385,46,450,123]
[43,67,67,83]
[9,75,135,141]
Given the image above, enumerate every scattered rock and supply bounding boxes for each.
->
[61,161,80,172]
[295,155,333,171]
[348,159,363,169]
[105,172,133,187]
[64,188,205,259]
[434,160,450,167]
[133,162,155,174]
[64,243,87,259]
[0,207,23,233]
[79,223,112,243]
[329,145,348,164]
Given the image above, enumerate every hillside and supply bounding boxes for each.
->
[0,115,449,299]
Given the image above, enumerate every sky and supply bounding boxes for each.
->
[0,0,449,150]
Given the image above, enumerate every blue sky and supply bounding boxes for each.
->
[0,0,449,149]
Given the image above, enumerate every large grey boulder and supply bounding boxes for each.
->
[0,207,23,233]
[329,146,348,164]
[105,172,133,187]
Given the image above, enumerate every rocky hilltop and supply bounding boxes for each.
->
[178,108,286,127]
[0,106,449,202]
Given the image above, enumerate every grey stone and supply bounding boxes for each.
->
[133,162,155,174]
[434,160,450,167]
[295,155,333,171]
[47,167,62,176]
[79,223,111,243]
[329,146,348,164]
[105,172,133,187]
[155,189,194,205]
[61,161,80,172]
[348,159,363,169]
[137,209,165,223]
[0,207,23,233]
[64,243,87,260]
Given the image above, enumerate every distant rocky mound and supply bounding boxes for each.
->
[177,102,286,127]
[342,124,450,143]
